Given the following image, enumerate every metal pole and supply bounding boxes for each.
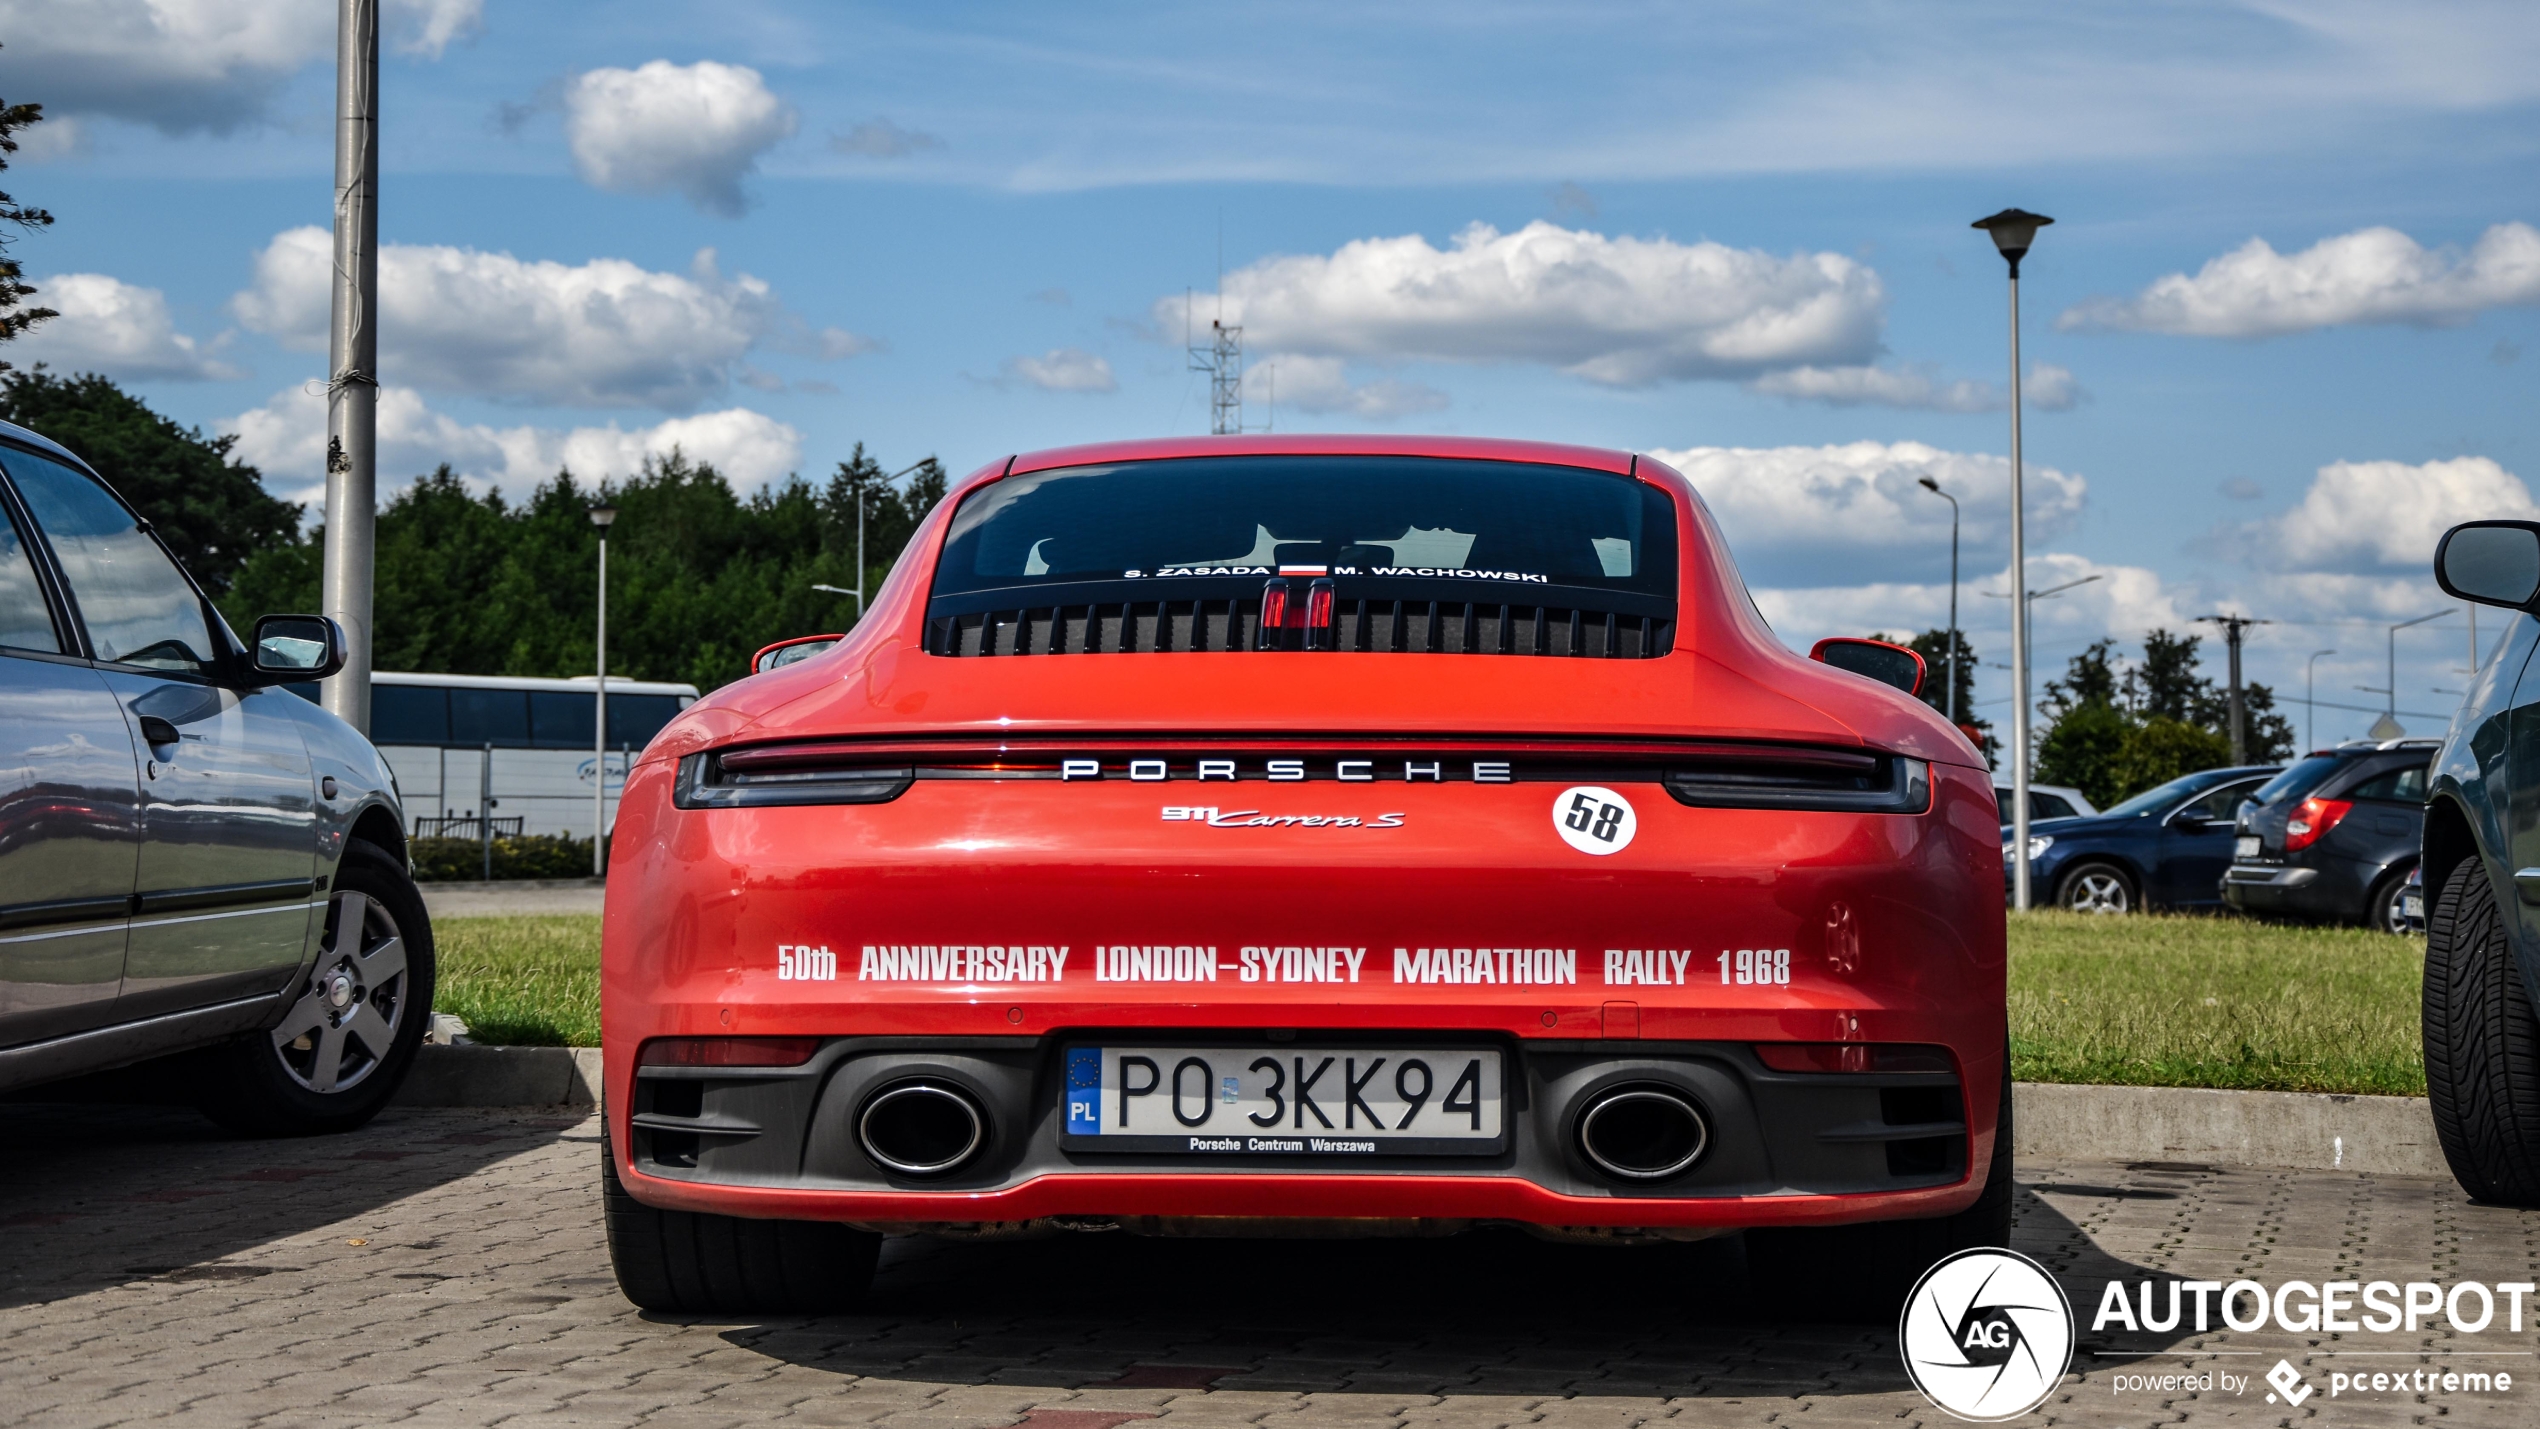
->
[2008,267,2031,912]
[2225,621,2246,765]
[592,529,607,876]
[1946,498,1960,725]
[855,488,865,617]
[2306,649,2335,752]
[479,742,493,882]
[318,0,380,735]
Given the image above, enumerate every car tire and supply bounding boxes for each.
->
[2424,858,2540,1206]
[603,1128,882,1313]
[2367,867,2416,936]
[195,841,434,1137]
[2056,861,2137,915]
[1746,1049,2015,1321]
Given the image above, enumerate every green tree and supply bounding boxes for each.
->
[1897,627,1995,767]
[2034,700,2131,809]
[222,446,946,691]
[2041,638,2122,720]
[2,369,300,595]
[2130,628,2208,722]
[2115,715,2234,794]
[0,65,54,365]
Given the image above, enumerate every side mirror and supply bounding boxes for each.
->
[249,614,346,683]
[752,633,844,675]
[1809,637,1926,697]
[2434,521,2540,610]
[2169,813,2209,833]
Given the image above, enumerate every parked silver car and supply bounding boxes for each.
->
[0,419,431,1133]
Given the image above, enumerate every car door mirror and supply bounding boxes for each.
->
[2170,813,2209,833]
[1808,637,1925,697]
[752,633,844,675]
[2435,521,2540,610]
[249,614,346,683]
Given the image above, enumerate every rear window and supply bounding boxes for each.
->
[932,455,1676,603]
[2345,762,2430,803]
[2249,754,2344,807]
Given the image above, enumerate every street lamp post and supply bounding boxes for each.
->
[2378,610,2452,739]
[1917,476,1961,724]
[1974,207,2053,911]
[2305,649,2336,752]
[855,460,931,617]
[589,501,618,877]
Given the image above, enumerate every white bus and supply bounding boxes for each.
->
[286,671,699,840]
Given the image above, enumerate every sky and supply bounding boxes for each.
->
[7,0,2540,745]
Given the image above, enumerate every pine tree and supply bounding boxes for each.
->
[0,61,56,367]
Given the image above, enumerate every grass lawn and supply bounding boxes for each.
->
[432,910,2429,1096]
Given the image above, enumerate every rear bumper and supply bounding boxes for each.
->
[610,1033,2001,1230]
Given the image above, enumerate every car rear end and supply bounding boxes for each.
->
[2225,742,2436,924]
[601,440,2004,1250]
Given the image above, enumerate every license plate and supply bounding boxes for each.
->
[2235,836,2261,859]
[2403,894,2424,919]
[1061,1044,1505,1155]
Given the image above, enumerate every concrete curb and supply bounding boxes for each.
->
[387,1050,2455,1179]
[394,1045,603,1108]
[2014,1081,2446,1177]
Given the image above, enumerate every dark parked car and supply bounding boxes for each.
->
[2220,739,2439,933]
[0,419,431,1132]
[2006,764,2282,914]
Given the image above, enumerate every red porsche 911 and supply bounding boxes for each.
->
[599,435,2007,1314]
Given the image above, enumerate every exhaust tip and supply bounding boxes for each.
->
[858,1081,987,1175]
[1578,1086,1708,1181]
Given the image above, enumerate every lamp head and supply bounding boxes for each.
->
[1918,476,1941,493]
[589,502,619,531]
[1972,208,2055,273]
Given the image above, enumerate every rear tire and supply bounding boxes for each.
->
[2423,858,2540,1205]
[195,842,433,1137]
[1746,1049,2015,1321]
[2055,861,2136,915]
[603,1129,881,1313]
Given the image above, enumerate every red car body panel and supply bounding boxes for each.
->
[603,435,2005,1230]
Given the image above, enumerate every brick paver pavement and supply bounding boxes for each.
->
[3,1101,2536,1426]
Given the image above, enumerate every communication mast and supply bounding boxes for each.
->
[1188,315,1243,435]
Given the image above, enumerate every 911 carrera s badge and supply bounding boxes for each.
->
[1554,786,1636,854]
[1162,806,1406,828]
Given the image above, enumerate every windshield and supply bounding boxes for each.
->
[2248,754,2344,807]
[932,455,1676,601]
[2102,771,2236,819]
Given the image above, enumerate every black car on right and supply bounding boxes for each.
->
[2221,738,2440,933]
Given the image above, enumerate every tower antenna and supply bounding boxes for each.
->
[1187,227,1242,435]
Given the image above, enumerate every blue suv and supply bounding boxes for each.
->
[2005,764,2282,914]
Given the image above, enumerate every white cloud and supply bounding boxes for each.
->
[1746,362,2081,413]
[1249,355,1449,420]
[0,0,473,134]
[1752,552,2188,661]
[1153,221,1884,387]
[564,60,798,216]
[230,229,867,409]
[2061,222,2540,338]
[2230,455,2539,572]
[224,382,803,504]
[389,0,482,59]
[1002,348,1116,393]
[1647,441,2088,587]
[12,273,241,380]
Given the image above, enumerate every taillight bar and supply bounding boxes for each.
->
[1755,1043,1955,1074]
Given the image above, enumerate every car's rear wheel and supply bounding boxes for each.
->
[603,1129,881,1313]
[2056,861,2136,915]
[1745,1049,2014,1320]
[195,842,433,1137]
[2424,858,2540,1206]
[2367,866,2416,936]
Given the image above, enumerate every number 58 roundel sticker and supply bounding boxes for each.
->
[1553,786,1636,855]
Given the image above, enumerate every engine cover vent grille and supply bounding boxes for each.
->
[925,597,1672,658]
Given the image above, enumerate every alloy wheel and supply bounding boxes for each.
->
[2063,870,2132,915]
[269,889,412,1094]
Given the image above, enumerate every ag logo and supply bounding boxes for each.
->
[1554,786,1635,855]
[1900,1247,2074,1421]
